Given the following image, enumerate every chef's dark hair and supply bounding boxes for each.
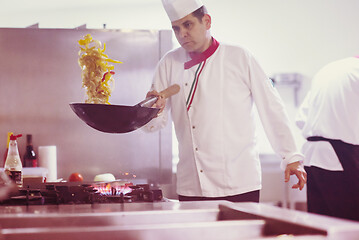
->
[192,6,208,22]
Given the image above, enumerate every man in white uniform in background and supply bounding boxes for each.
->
[296,56,359,221]
[145,0,306,202]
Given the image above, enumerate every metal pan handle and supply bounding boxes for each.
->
[138,96,158,108]
[137,84,180,108]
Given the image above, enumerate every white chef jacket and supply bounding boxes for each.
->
[296,57,359,171]
[145,40,303,197]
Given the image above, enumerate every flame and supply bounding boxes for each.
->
[94,182,133,196]
[120,172,137,178]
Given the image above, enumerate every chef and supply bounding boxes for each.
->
[296,56,359,221]
[145,0,306,202]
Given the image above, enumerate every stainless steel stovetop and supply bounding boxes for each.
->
[0,201,358,240]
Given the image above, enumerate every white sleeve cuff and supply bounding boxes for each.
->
[280,153,304,170]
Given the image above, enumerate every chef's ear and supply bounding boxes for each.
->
[203,14,211,29]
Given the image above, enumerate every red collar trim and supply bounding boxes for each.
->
[184,37,219,69]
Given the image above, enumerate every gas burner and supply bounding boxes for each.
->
[0,182,163,206]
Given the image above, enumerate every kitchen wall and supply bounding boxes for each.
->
[2,0,358,78]
[1,0,358,204]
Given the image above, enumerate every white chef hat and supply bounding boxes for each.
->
[162,0,204,22]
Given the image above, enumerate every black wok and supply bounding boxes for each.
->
[70,84,180,133]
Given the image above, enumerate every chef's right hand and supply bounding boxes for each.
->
[284,161,307,190]
[146,90,166,114]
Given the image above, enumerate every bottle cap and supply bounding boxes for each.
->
[10,134,22,140]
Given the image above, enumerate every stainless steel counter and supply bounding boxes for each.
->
[0,201,358,240]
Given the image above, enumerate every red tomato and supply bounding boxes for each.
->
[69,172,84,182]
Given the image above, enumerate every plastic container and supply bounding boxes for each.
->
[4,134,23,187]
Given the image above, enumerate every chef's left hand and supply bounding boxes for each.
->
[284,161,307,190]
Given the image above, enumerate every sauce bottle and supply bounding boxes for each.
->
[4,134,23,187]
[3,132,13,167]
[23,134,37,167]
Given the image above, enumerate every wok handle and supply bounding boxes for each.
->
[159,84,180,99]
[138,84,180,108]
